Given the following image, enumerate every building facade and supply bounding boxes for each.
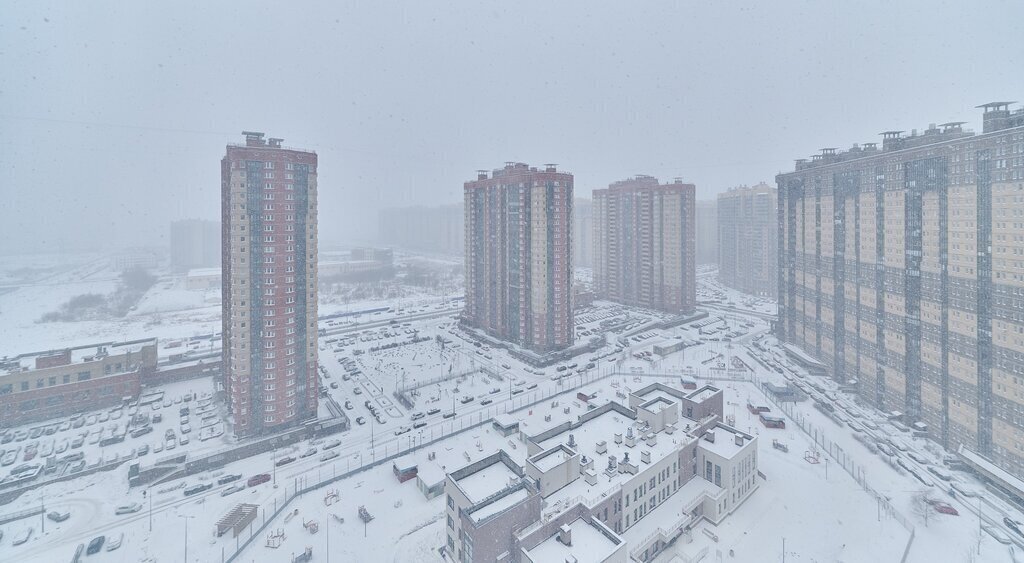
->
[463,163,574,353]
[695,199,718,265]
[170,219,221,272]
[0,339,157,426]
[593,176,696,314]
[718,183,778,297]
[573,198,594,268]
[378,204,464,256]
[777,102,1024,476]
[221,132,319,437]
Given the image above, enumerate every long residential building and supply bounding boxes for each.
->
[0,339,158,426]
[442,383,757,563]
[594,176,696,314]
[463,162,574,353]
[573,198,594,268]
[717,183,777,297]
[170,218,221,272]
[221,132,319,438]
[777,102,1024,476]
[695,200,718,265]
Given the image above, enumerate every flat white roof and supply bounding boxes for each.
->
[470,488,530,522]
[699,425,754,460]
[524,518,619,563]
[531,447,570,473]
[454,460,518,504]
[538,409,693,510]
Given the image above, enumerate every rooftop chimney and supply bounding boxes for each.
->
[268,137,283,148]
[242,131,266,147]
[734,434,744,446]
[557,524,572,546]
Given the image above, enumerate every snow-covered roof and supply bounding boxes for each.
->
[469,488,530,523]
[523,517,621,563]
[453,457,519,504]
[698,424,755,460]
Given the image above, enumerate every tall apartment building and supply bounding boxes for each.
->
[593,176,696,314]
[221,132,319,437]
[463,162,573,353]
[170,219,221,272]
[695,199,718,265]
[378,204,464,256]
[573,198,594,268]
[718,183,778,297]
[777,102,1024,476]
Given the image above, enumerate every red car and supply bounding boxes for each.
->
[933,502,959,516]
[247,473,271,487]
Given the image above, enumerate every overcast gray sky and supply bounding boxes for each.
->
[2,0,1023,254]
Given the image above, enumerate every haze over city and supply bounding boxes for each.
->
[3,1,1022,253]
[2,2,1024,563]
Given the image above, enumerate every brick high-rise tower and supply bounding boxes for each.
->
[221,132,318,437]
[594,175,696,314]
[463,162,574,353]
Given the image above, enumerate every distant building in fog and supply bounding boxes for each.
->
[378,204,463,256]
[717,183,777,297]
[171,219,220,272]
[695,199,718,265]
[111,248,161,272]
[573,197,593,268]
[594,175,696,314]
[221,131,318,438]
[463,163,574,353]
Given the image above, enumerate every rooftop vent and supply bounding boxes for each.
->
[557,524,572,546]
[704,431,716,443]
[735,434,744,446]
[641,451,651,464]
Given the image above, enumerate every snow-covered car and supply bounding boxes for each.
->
[300,448,317,458]
[115,503,143,515]
[394,426,411,436]
[323,439,342,450]
[47,510,70,522]
[221,484,246,497]
[426,408,441,416]
[320,451,340,462]
[275,456,296,467]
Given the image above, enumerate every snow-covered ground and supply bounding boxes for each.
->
[1,263,1022,562]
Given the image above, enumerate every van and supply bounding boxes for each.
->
[247,473,271,487]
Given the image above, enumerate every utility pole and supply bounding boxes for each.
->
[179,514,194,563]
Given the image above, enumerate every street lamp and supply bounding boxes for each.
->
[178,514,194,563]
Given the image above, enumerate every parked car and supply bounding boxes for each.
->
[115,503,143,515]
[1004,517,1024,538]
[300,448,317,458]
[86,535,105,555]
[46,510,70,522]
[413,421,427,429]
[394,426,411,436]
[217,473,242,485]
[247,473,271,487]
[275,456,296,467]
[106,532,123,551]
[356,417,366,425]
[184,483,213,496]
[221,484,246,497]
[323,439,342,450]
[320,451,340,462]
[443,412,456,419]
[427,408,440,415]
